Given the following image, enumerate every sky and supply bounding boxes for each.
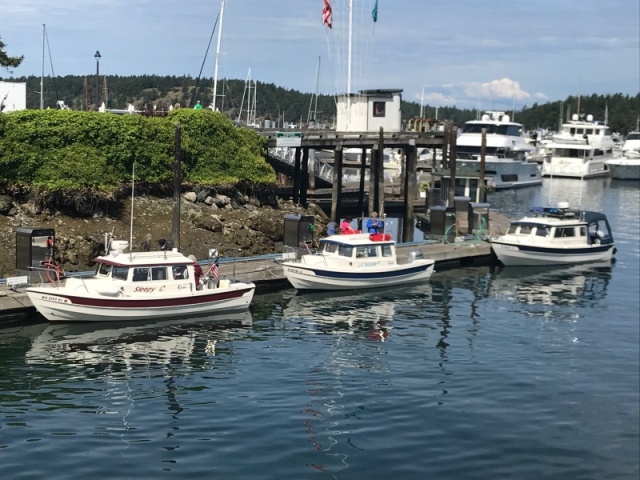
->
[1,0,639,112]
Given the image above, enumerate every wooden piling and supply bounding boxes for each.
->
[331,144,344,223]
[172,121,181,250]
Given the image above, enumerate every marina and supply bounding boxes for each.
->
[0,179,637,480]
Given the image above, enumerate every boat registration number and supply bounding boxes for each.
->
[498,245,518,251]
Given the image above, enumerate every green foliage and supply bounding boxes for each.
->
[0,36,23,71]
[0,108,274,198]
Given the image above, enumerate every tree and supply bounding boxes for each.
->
[0,36,24,71]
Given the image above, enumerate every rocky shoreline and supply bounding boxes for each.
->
[0,191,330,278]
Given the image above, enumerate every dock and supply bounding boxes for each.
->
[0,213,508,321]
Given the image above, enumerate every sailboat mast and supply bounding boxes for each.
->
[212,0,225,111]
[41,24,45,110]
[308,56,321,124]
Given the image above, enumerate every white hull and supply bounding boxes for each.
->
[282,261,435,291]
[542,157,610,178]
[492,242,614,266]
[606,160,640,180]
[457,159,542,189]
[27,282,255,322]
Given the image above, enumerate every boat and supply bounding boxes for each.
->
[280,232,435,291]
[25,240,255,322]
[490,202,615,266]
[541,114,618,178]
[606,131,640,180]
[454,111,543,189]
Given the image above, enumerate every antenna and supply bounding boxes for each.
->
[129,163,135,261]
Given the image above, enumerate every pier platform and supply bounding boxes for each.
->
[0,213,509,320]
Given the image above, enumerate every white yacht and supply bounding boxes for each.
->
[542,114,618,178]
[454,111,542,189]
[606,131,640,180]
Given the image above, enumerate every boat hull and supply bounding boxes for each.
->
[541,157,611,178]
[282,260,435,291]
[606,161,640,180]
[26,283,255,322]
[491,241,615,266]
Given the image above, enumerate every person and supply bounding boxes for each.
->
[189,255,204,289]
[194,100,202,110]
[340,217,355,234]
[366,212,383,234]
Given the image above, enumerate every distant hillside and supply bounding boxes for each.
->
[1,74,639,134]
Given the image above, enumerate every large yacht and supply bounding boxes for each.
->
[454,111,542,189]
[606,131,640,180]
[542,114,618,178]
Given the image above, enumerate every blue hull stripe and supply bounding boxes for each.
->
[295,263,431,280]
[492,242,613,256]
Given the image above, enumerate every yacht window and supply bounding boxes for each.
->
[382,245,393,257]
[367,246,378,257]
[570,128,576,135]
[519,225,533,234]
[535,227,549,237]
[322,243,338,254]
[112,266,129,280]
[579,227,587,237]
[133,267,150,282]
[339,245,354,257]
[508,225,518,234]
[152,267,167,280]
[356,246,367,258]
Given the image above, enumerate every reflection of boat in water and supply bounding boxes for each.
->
[488,261,613,306]
[26,311,253,366]
[281,284,432,338]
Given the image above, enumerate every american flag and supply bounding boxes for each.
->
[211,258,220,280]
[322,0,332,28]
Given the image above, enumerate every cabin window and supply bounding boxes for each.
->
[535,227,549,237]
[356,246,367,258]
[554,227,576,238]
[172,265,189,280]
[152,267,167,280]
[579,227,587,237]
[112,266,129,280]
[97,263,110,276]
[338,245,353,257]
[133,267,150,282]
[322,243,338,254]
[367,246,378,257]
[508,225,518,234]
[382,245,393,257]
[501,174,518,182]
[373,101,386,117]
[519,225,533,234]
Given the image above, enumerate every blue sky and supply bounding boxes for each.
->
[1,0,638,111]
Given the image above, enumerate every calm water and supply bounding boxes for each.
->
[0,178,638,479]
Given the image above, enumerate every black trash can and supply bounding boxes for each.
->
[16,227,55,282]
[429,206,456,242]
[454,196,471,234]
[283,214,315,249]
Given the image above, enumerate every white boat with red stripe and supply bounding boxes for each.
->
[26,240,255,322]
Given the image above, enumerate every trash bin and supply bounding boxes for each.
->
[283,214,315,249]
[429,206,456,242]
[16,227,56,282]
[454,196,471,234]
[427,187,443,208]
[468,202,490,234]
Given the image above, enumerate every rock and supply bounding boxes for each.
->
[184,192,197,203]
[0,195,13,215]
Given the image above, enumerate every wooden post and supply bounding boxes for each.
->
[308,148,316,190]
[447,123,457,208]
[358,146,366,217]
[292,147,301,204]
[331,144,344,223]
[172,122,182,250]
[441,122,449,170]
[402,144,417,243]
[478,128,486,203]
[369,144,378,215]
[377,127,385,216]
[301,148,309,208]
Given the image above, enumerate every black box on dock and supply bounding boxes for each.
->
[15,227,56,283]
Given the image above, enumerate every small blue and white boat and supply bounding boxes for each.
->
[281,233,435,291]
[490,202,616,266]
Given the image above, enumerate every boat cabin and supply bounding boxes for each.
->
[314,233,398,268]
[504,208,614,247]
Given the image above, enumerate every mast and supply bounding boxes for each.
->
[308,56,321,124]
[40,24,45,110]
[347,0,353,98]
[420,87,424,118]
[212,0,225,111]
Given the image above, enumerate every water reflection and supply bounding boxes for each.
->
[281,284,433,340]
[488,261,613,306]
[26,311,253,366]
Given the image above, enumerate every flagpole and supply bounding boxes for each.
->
[212,0,225,112]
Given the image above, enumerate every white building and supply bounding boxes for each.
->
[336,89,402,133]
[0,81,27,112]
